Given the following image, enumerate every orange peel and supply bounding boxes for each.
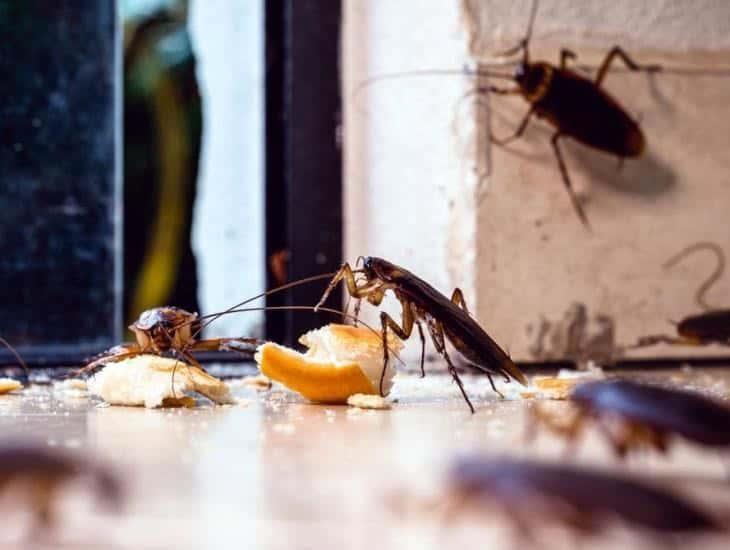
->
[255,323,403,404]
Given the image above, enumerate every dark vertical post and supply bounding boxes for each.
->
[0,1,120,364]
[266,0,343,345]
[264,0,288,343]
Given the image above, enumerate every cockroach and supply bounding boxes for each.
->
[631,242,729,349]
[529,379,730,459]
[79,306,263,374]
[314,256,528,413]
[79,273,376,377]
[358,0,660,227]
[0,442,122,533]
[446,455,721,539]
[479,0,661,227]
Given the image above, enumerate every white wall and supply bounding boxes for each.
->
[344,0,479,359]
[188,0,264,337]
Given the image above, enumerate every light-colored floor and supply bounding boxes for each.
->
[0,367,729,549]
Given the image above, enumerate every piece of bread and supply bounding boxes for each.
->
[255,323,403,403]
[0,378,22,394]
[87,355,233,408]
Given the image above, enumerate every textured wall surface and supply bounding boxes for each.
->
[345,0,730,363]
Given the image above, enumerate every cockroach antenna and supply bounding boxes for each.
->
[494,0,539,61]
[0,336,28,378]
[663,242,725,311]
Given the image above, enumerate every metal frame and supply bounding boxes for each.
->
[265,0,343,346]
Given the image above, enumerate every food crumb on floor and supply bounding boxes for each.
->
[0,378,22,394]
[347,393,390,409]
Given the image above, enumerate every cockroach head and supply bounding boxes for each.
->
[514,61,551,98]
[360,256,376,277]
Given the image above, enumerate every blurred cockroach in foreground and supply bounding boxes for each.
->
[0,442,122,534]
[315,256,527,413]
[479,0,661,227]
[445,455,721,542]
[528,380,730,459]
[631,242,729,349]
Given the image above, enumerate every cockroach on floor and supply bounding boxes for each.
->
[446,455,722,541]
[529,379,730,459]
[314,256,528,413]
[478,0,661,227]
[80,306,263,374]
[0,442,122,534]
[79,272,354,376]
[631,242,729,349]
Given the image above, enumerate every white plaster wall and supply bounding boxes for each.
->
[188,0,264,337]
[344,0,479,359]
[346,0,730,362]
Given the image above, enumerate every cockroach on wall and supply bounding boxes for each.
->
[478,0,661,227]
[315,256,528,413]
[529,379,730,459]
[631,242,730,349]
[359,0,660,227]
[446,455,722,540]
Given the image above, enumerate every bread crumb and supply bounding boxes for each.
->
[228,374,271,390]
[530,377,579,400]
[55,378,87,391]
[347,393,390,410]
[0,378,22,394]
[53,378,88,398]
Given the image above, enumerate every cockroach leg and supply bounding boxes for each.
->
[427,320,475,412]
[74,347,143,376]
[486,373,504,399]
[559,48,577,69]
[450,288,471,315]
[187,337,261,353]
[352,298,362,326]
[594,46,661,87]
[414,318,426,378]
[315,263,365,310]
[551,132,591,229]
[528,403,587,452]
[378,307,414,395]
[445,351,475,413]
[596,417,631,459]
[490,107,535,147]
[630,334,699,348]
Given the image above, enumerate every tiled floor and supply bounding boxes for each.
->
[0,367,729,549]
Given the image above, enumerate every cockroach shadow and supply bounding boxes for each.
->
[568,142,677,199]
